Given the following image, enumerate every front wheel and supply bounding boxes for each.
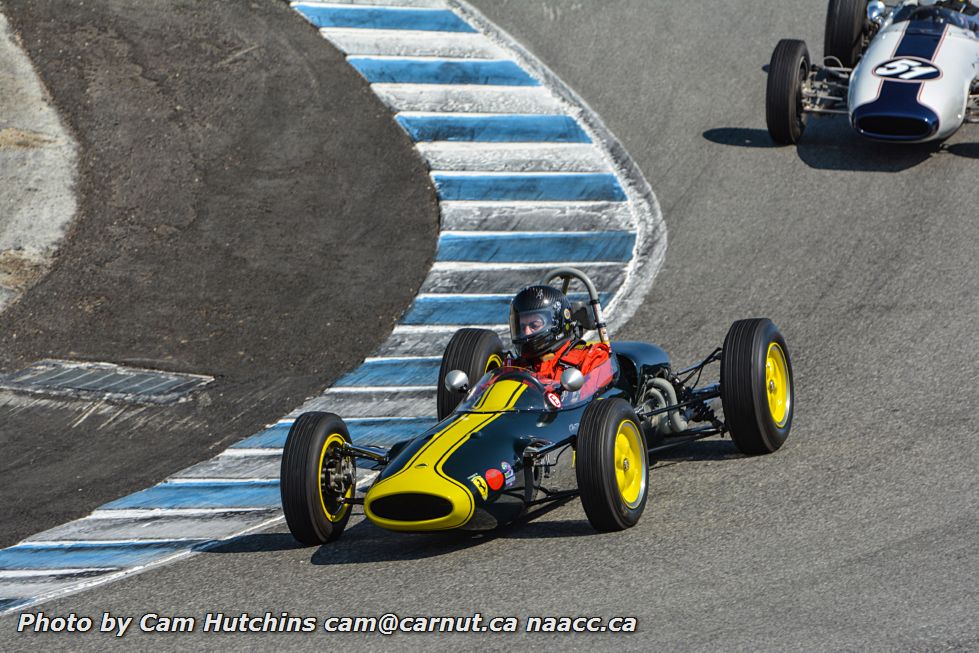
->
[720,319,794,455]
[437,328,504,419]
[576,398,649,532]
[280,412,356,545]
[766,39,811,145]
[824,0,870,68]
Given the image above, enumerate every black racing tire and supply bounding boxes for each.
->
[436,328,504,419]
[575,398,649,532]
[280,412,355,545]
[766,39,811,145]
[720,319,794,456]
[824,0,870,68]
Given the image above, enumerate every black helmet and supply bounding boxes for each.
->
[509,285,573,359]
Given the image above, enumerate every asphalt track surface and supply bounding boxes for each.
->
[2,1,978,651]
[0,0,436,548]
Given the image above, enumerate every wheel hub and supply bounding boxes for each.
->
[614,420,646,509]
[318,434,355,522]
[764,343,790,427]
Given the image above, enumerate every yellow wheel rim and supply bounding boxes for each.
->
[484,353,503,374]
[318,433,352,522]
[614,419,646,509]
[765,343,791,427]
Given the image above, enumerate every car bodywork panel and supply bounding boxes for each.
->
[849,10,979,141]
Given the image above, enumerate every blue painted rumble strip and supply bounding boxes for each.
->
[292,5,476,33]
[231,423,292,449]
[230,418,438,449]
[337,358,441,387]
[402,294,512,325]
[396,114,591,143]
[348,417,437,446]
[437,231,635,263]
[401,292,610,325]
[348,58,538,86]
[432,173,627,201]
[0,541,204,570]
[100,481,280,510]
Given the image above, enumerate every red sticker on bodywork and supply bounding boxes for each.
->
[546,392,562,409]
[485,468,504,491]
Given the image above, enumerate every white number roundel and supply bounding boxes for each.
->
[873,57,941,81]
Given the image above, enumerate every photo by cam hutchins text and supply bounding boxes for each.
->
[16,611,639,636]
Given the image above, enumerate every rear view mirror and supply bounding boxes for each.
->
[561,368,585,392]
[444,370,470,393]
[867,0,886,24]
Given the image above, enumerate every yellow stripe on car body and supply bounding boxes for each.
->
[364,380,526,531]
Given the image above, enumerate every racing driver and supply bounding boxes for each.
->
[897,0,979,32]
[899,0,979,18]
[913,0,978,13]
[507,285,613,398]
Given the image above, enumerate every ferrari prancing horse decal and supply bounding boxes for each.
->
[468,474,488,500]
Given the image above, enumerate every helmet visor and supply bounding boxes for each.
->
[512,310,553,341]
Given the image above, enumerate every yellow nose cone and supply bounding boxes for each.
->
[365,382,526,531]
[364,470,474,532]
[364,413,492,532]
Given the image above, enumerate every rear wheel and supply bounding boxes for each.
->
[824,0,870,68]
[720,319,794,455]
[576,398,649,532]
[280,412,355,545]
[437,328,504,419]
[766,39,811,145]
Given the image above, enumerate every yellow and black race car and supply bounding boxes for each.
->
[280,269,794,544]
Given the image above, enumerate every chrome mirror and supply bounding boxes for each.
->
[444,370,470,393]
[867,0,886,24]
[561,368,585,392]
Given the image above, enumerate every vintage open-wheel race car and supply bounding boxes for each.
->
[766,0,979,144]
[280,268,794,544]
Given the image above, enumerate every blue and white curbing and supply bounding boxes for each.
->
[0,0,665,614]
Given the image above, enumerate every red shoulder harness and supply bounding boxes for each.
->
[533,341,611,383]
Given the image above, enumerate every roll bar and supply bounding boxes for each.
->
[540,267,609,344]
